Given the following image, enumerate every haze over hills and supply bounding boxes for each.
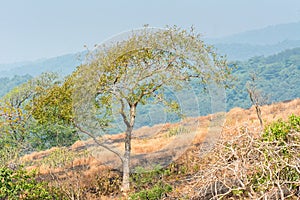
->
[0,52,84,78]
[209,21,300,45]
[212,40,300,61]
[207,21,300,60]
[1,21,300,77]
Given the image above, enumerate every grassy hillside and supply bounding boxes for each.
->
[13,98,300,199]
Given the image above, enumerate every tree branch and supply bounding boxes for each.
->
[119,98,130,128]
[74,123,124,163]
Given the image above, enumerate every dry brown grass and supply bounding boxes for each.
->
[17,98,300,199]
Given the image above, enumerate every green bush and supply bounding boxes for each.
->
[130,182,172,200]
[249,115,300,196]
[130,165,172,200]
[0,166,61,199]
[263,114,300,142]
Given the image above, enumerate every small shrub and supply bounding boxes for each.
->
[0,166,61,199]
[130,182,172,200]
[95,170,122,196]
[166,126,189,138]
[130,165,172,199]
[263,114,300,142]
[40,147,81,168]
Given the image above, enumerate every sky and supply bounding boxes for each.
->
[1,0,300,63]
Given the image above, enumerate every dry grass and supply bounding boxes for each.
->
[17,98,300,199]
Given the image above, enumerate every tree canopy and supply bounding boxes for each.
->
[69,26,231,192]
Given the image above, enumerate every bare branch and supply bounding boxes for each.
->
[74,123,124,163]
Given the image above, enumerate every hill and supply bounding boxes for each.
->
[0,52,84,78]
[18,98,300,199]
[227,47,300,110]
[1,47,300,131]
[213,39,300,60]
[0,74,32,97]
[206,21,300,60]
[209,21,300,45]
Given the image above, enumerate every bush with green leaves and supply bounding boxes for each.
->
[263,114,300,142]
[0,166,62,199]
[130,165,172,200]
[130,182,172,200]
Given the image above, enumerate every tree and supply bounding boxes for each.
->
[29,73,79,150]
[0,80,36,165]
[246,73,268,132]
[0,72,78,163]
[70,26,232,192]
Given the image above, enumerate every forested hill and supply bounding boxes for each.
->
[227,47,300,109]
[0,75,32,97]
[1,47,300,127]
[131,47,300,129]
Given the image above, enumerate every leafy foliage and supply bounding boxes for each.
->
[0,72,79,161]
[0,166,61,199]
[130,165,172,200]
[28,74,79,150]
[130,182,172,200]
[263,114,300,142]
[73,26,231,135]
[30,74,75,125]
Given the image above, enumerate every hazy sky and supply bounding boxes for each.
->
[1,0,300,63]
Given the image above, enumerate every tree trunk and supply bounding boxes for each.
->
[121,104,136,193]
[122,126,132,192]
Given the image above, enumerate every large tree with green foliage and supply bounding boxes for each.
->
[68,26,232,192]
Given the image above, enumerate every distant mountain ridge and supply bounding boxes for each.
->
[205,21,300,60]
[0,52,84,78]
[208,21,300,45]
[213,39,300,60]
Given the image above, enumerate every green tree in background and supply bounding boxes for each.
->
[0,72,78,165]
[29,73,79,150]
[0,77,38,160]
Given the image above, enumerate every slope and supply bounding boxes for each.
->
[18,98,300,199]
